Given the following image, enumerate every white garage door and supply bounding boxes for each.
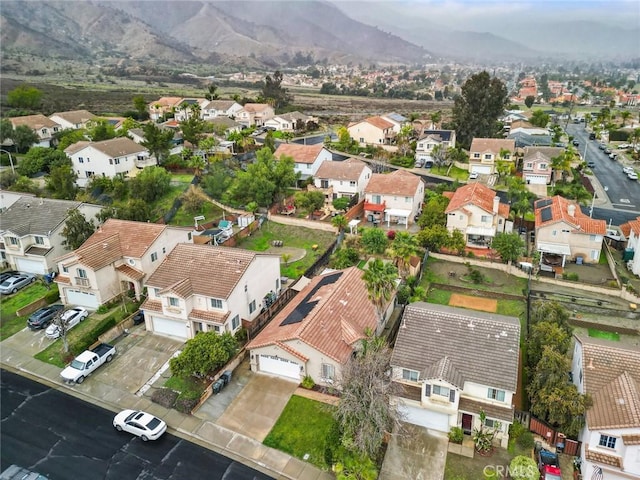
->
[66,289,99,309]
[259,355,300,380]
[526,175,547,185]
[399,405,450,432]
[152,317,188,340]
[471,166,492,174]
[15,257,46,274]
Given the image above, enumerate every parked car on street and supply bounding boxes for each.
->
[0,274,36,295]
[113,410,167,441]
[629,172,639,181]
[27,304,65,330]
[61,343,116,383]
[587,161,596,168]
[45,307,88,339]
[623,166,634,175]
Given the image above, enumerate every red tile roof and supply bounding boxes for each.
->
[535,196,606,235]
[364,116,394,130]
[274,143,325,164]
[445,183,509,218]
[620,216,640,237]
[365,169,422,196]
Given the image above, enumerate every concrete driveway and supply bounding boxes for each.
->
[379,423,448,480]
[2,325,55,357]
[213,369,298,441]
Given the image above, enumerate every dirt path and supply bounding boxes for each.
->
[449,293,498,313]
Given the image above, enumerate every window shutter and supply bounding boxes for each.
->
[449,389,456,403]
[424,384,431,397]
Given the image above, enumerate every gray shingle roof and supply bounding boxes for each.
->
[391,303,521,392]
[0,197,82,236]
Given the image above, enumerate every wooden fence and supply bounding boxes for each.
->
[243,287,297,341]
[529,416,581,456]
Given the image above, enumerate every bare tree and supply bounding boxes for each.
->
[50,310,71,353]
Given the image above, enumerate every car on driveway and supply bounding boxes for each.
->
[27,304,65,330]
[469,172,479,180]
[0,273,36,295]
[628,172,639,181]
[113,410,167,441]
[0,270,20,283]
[45,307,88,339]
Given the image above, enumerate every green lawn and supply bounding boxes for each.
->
[496,299,526,318]
[165,374,207,398]
[425,288,451,305]
[445,441,531,480]
[588,328,620,341]
[170,173,196,184]
[170,201,223,227]
[263,395,336,470]
[0,283,53,341]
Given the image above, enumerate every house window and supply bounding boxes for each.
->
[473,153,480,159]
[213,325,221,333]
[162,247,166,254]
[402,369,419,382]
[231,315,240,330]
[540,163,547,169]
[484,154,491,160]
[322,363,335,381]
[432,385,450,398]
[526,162,533,168]
[484,418,498,429]
[109,159,113,165]
[114,158,120,165]
[86,157,90,163]
[151,252,158,262]
[169,297,179,307]
[350,181,356,187]
[153,288,160,296]
[598,435,616,449]
[503,154,511,160]
[210,298,222,309]
[589,235,597,242]
[79,157,84,163]
[77,268,87,278]
[590,250,599,260]
[372,195,381,204]
[62,265,69,273]
[359,137,364,143]
[405,196,411,203]
[34,236,44,245]
[552,230,557,236]
[249,300,256,314]
[487,388,506,402]
[321,180,329,188]
[481,215,490,223]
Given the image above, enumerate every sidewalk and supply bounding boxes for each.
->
[0,333,332,480]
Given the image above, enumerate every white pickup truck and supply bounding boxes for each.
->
[61,343,116,384]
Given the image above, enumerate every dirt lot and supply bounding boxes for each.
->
[449,293,498,313]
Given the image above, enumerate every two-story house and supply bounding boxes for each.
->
[364,169,424,227]
[522,151,552,185]
[415,129,457,167]
[535,196,606,271]
[9,115,62,148]
[48,110,97,130]
[620,215,640,276]
[200,100,243,120]
[347,116,396,147]
[141,244,281,339]
[391,303,520,448]
[263,111,317,132]
[0,197,102,274]
[148,97,184,122]
[248,266,393,384]
[54,219,193,309]
[236,103,275,127]
[313,157,372,205]
[381,112,408,134]
[571,335,640,480]
[274,143,332,181]
[173,98,205,122]
[65,137,154,187]
[468,138,515,175]
[444,183,510,248]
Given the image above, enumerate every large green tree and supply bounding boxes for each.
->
[529,109,550,128]
[360,228,388,254]
[61,208,96,250]
[491,232,524,263]
[417,194,449,228]
[12,125,39,153]
[141,122,175,164]
[362,258,397,324]
[0,119,14,144]
[170,332,238,378]
[261,70,291,110]
[452,71,508,149]
[18,147,68,176]
[386,231,420,278]
[129,166,171,203]
[416,224,451,252]
[7,85,43,109]
[46,164,77,199]
[87,120,117,142]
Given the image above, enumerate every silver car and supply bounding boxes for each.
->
[0,274,36,294]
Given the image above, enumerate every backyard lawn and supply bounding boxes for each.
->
[0,282,54,341]
[263,395,336,470]
[170,200,223,227]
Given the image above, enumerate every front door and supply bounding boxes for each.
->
[462,413,473,435]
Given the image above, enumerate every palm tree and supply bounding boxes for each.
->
[386,232,420,279]
[620,111,632,128]
[429,110,442,129]
[187,153,206,177]
[551,150,573,184]
[362,259,398,326]
[331,214,348,233]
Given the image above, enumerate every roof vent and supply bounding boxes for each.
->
[617,398,625,405]
[103,243,108,249]
[587,358,595,370]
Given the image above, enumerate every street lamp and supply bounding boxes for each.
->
[0,149,15,175]
[590,185,607,218]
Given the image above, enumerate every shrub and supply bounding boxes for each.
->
[234,327,247,343]
[44,288,61,303]
[96,305,109,314]
[386,230,396,240]
[71,315,117,355]
[448,426,464,444]
[301,375,315,389]
[516,430,535,450]
[562,272,579,281]
[151,388,178,408]
[469,268,484,284]
[509,420,526,441]
[175,396,199,414]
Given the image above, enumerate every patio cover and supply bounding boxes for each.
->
[537,242,571,256]
[466,226,496,236]
[385,208,411,229]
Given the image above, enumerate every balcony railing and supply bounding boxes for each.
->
[74,277,90,287]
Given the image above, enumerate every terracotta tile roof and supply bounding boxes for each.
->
[276,341,309,362]
[535,196,606,235]
[365,169,422,196]
[151,97,183,108]
[243,103,271,113]
[274,143,324,164]
[115,264,145,280]
[65,137,147,158]
[315,157,368,181]
[469,138,515,154]
[146,244,276,300]
[189,308,229,323]
[160,277,193,298]
[364,116,394,130]
[140,298,162,312]
[620,216,640,237]
[585,445,623,468]
[622,434,640,445]
[71,234,123,269]
[247,267,380,364]
[49,110,97,124]
[80,219,168,260]
[10,114,59,130]
[458,397,515,422]
[391,303,521,392]
[445,183,508,218]
[576,335,640,430]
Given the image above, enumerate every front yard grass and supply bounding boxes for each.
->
[444,441,532,480]
[0,283,54,341]
[164,374,208,398]
[263,395,336,470]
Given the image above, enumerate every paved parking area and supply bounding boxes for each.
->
[1,325,54,357]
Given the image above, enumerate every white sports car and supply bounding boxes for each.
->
[113,410,167,441]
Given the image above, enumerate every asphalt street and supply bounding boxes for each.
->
[0,370,274,480]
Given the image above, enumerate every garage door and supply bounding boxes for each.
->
[66,289,99,309]
[15,257,46,274]
[399,405,450,432]
[526,175,547,185]
[259,355,300,380]
[152,317,188,340]
[471,166,492,174]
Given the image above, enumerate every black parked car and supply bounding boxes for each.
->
[27,304,64,330]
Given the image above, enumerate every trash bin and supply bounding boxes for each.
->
[212,379,224,394]
[221,370,232,386]
[576,256,583,265]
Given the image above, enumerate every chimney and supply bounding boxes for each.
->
[568,204,576,217]
[493,196,500,214]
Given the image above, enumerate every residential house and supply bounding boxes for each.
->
[501,110,528,131]
[48,110,97,130]
[200,100,243,120]
[415,129,457,167]
[364,169,424,227]
[141,244,281,339]
[274,143,332,181]
[523,147,565,182]
[619,216,640,276]
[127,128,146,144]
[9,114,62,148]
[0,197,102,274]
[468,138,515,175]
[391,303,520,448]
[65,137,154,187]
[313,157,372,205]
[571,335,640,480]
[236,103,275,127]
[54,219,193,309]
[534,196,606,270]
[347,116,396,147]
[522,151,552,185]
[148,97,184,122]
[173,98,205,122]
[0,190,31,213]
[381,112,408,134]
[205,117,243,137]
[444,183,511,248]
[264,112,317,132]
[247,267,393,384]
